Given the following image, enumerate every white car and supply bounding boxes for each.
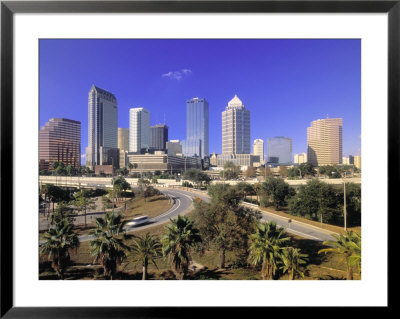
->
[126,216,150,227]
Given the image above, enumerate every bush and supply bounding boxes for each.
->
[182,181,194,188]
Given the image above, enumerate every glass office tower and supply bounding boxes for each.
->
[85,85,118,168]
[182,98,209,158]
[267,137,293,164]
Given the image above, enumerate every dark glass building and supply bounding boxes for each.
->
[39,118,81,171]
[182,97,209,158]
[149,124,168,151]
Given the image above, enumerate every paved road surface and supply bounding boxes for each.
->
[75,188,195,243]
[169,188,337,242]
[40,188,336,244]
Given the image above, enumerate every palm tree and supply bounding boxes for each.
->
[40,218,80,279]
[318,231,361,280]
[73,190,96,228]
[89,211,133,279]
[129,233,162,280]
[280,247,308,280]
[248,221,290,280]
[161,215,202,280]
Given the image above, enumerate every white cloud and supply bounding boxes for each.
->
[162,68,192,80]
[81,154,85,159]
[181,69,192,75]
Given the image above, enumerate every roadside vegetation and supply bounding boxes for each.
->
[39,180,361,280]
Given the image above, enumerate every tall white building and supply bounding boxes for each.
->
[253,139,264,163]
[267,137,293,164]
[85,85,118,168]
[129,108,150,153]
[222,95,250,155]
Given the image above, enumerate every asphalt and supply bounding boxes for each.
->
[168,188,337,242]
[40,187,336,244]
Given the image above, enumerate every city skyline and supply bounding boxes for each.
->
[39,39,361,164]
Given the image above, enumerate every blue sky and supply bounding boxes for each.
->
[39,39,361,164]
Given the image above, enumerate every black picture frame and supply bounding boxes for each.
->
[1,0,395,317]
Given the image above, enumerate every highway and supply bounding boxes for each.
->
[76,188,196,243]
[41,187,336,244]
[169,188,337,242]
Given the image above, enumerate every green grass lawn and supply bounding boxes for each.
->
[123,194,172,220]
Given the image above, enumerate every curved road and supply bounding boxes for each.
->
[76,188,196,243]
[41,188,336,244]
[168,188,337,242]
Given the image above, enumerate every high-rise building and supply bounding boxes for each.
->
[267,137,293,164]
[294,153,307,164]
[182,97,209,158]
[118,128,129,168]
[307,118,343,166]
[253,139,264,163]
[129,108,150,153]
[150,124,168,151]
[354,155,361,170]
[342,157,350,165]
[222,95,250,155]
[349,155,354,164]
[39,118,81,171]
[85,85,118,168]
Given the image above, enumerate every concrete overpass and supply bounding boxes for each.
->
[39,175,361,189]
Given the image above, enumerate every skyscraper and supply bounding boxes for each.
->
[118,128,129,168]
[267,137,293,164]
[307,118,343,166]
[222,95,250,155]
[129,108,150,153]
[150,124,168,151]
[253,139,264,163]
[85,85,118,168]
[182,97,209,158]
[39,118,81,171]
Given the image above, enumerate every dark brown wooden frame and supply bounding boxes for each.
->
[1,1,395,317]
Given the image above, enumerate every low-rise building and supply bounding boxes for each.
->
[216,153,260,167]
[294,153,307,164]
[127,151,202,174]
[166,140,183,156]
